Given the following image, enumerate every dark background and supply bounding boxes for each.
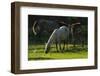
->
[28,15,88,45]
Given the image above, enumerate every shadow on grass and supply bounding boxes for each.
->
[65,47,88,53]
[28,57,53,60]
[29,47,88,53]
[28,44,88,53]
[28,47,44,50]
[49,46,88,53]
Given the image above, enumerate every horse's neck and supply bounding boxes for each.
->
[46,29,57,46]
[47,34,54,46]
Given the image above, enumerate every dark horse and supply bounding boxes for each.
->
[70,22,86,47]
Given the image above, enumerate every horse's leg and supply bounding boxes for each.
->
[63,41,65,52]
[55,41,59,52]
[78,35,83,49]
[60,42,64,53]
[59,44,61,51]
[71,31,75,47]
[66,39,68,51]
[59,42,61,52]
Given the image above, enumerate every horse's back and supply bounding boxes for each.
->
[56,26,69,41]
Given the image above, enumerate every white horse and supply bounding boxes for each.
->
[45,26,70,53]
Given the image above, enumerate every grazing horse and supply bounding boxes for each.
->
[70,22,85,47]
[45,26,70,53]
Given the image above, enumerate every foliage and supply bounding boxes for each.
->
[28,15,88,45]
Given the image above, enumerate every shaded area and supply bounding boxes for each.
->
[29,57,53,60]
[28,15,88,45]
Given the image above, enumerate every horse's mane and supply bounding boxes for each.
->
[45,29,58,51]
[46,29,58,45]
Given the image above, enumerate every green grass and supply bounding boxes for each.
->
[28,44,88,60]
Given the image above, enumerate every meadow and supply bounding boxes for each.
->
[28,44,88,60]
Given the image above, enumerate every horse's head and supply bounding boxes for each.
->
[45,43,50,54]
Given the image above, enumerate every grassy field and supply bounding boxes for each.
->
[28,44,88,60]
